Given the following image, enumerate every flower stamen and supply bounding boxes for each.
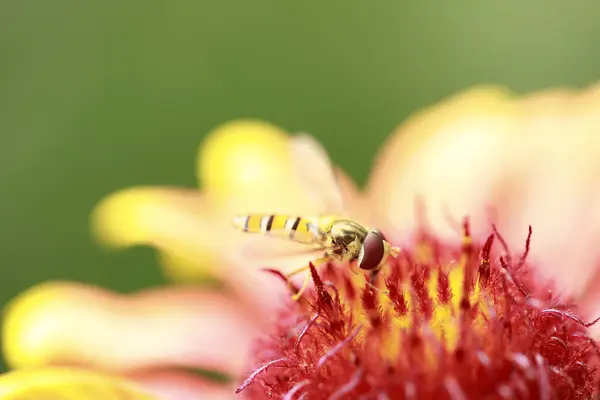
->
[444,376,467,400]
[315,327,361,372]
[328,368,364,400]
[295,312,320,353]
[517,225,533,269]
[283,380,309,400]
[235,357,290,394]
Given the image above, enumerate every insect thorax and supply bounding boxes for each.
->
[325,220,368,260]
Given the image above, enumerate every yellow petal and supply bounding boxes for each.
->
[3,282,71,369]
[366,85,521,241]
[0,367,157,399]
[90,187,219,281]
[198,120,290,195]
[91,186,211,249]
[157,249,220,284]
[197,120,317,214]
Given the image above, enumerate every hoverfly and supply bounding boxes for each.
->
[232,134,400,300]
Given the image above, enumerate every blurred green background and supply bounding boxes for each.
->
[1,1,600,372]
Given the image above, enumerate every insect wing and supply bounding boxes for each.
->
[236,233,325,269]
[234,215,326,260]
[290,133,348,216]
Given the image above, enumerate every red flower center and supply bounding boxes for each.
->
[236,221,600,399]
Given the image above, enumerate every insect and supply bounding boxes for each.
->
[232,134,401,300]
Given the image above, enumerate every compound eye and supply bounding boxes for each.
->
[372,229,387,241]
[358,231,385,270]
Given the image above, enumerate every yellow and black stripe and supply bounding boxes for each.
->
[233,214,316,243]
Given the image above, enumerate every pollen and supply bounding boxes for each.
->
[237,221,600,399]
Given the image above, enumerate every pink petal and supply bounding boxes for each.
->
[129,370,234,400]
[366,85,600,300]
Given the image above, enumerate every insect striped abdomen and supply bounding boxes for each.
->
[233,214,315,243]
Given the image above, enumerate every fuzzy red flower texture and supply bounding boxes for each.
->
[236,221,600,400]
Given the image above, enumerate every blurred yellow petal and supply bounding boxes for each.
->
[91,186,211,249]
[3,282,258,374]
[157,250,220,284]
[367,85,520,241]
[196,120,318,214]
[575,82,600,111]
[517,87,575,110]
[91,186,220,280]
[198,120,289,195]
[0,367,157,399]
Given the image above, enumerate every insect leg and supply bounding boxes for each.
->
[364,269,390,295]
[286,264,311,279]
[369,270,379,286]
[291,255,328,302]
[291,272,312,302]
[285,264,311,302]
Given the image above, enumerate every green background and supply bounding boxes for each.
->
[1,1,599,372]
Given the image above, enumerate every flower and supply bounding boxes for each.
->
[3,83,600,399]
[237,224,600,398]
